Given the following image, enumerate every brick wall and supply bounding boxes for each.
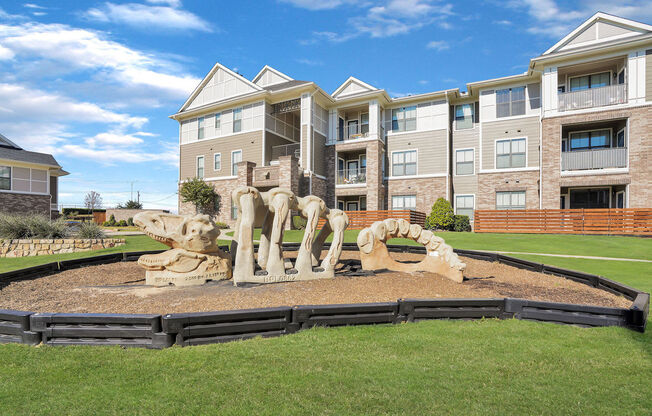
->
[541,105,652,208]
[387,177,447,214]
[105,209,169,222]
[476,171,540,210]
[0,192,50,218]
[1,238,125,257]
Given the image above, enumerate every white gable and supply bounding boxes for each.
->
[0,133,20,149]
[181,63,262,112]
[332,77,378,98]
[253,66,293,87]
[544,13,652,55]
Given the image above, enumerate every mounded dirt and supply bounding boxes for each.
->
[0,251,631,314]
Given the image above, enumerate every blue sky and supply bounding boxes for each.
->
[1,0,651,211]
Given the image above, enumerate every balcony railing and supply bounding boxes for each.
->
[336,124,370,141]
[561,148,627,171]
[558,84,627,112]
[270,143,300,161]
[337,168,366,185]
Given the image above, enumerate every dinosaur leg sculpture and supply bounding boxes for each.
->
[311,221,332,266]
[257,210,274,269]
[295,196,326,274]
[265,188,294,276]
[232,187,261,286]
[320,209,349,271]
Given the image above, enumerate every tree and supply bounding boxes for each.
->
[117,200,143,209]
[426,197,454,231]
[84,191,103,211]
[179,177,220,215]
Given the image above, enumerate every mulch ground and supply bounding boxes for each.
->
[0,251,631,314]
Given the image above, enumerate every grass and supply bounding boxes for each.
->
[1,231,650,414]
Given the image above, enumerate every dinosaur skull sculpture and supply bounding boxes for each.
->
[134,212,231,286]
[230,186,348,285]
[356,218,466,283]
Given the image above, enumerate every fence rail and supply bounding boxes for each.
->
[561,148,627,171]
[558,83,627,111]
[318,209,425,229]
[474,208,652,235]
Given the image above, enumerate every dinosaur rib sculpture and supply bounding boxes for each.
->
[230,186,348,285]
[356,218,466,283]
[133,212,232,286]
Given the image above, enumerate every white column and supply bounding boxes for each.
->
[542,65,558,116]
[628,50,646,105]
[328,109,337,144]
[368,99,379,138]
[300,93,312,170]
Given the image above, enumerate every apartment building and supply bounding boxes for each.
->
[173,13,652,226]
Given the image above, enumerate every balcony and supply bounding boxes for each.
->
[561,148,627,171]
[558,84,627,112]
[270,143,300,162]
[337,168,366,185]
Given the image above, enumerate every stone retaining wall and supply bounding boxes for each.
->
[0,238,126,257]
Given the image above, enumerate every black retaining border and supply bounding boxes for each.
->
[0,245,648,348]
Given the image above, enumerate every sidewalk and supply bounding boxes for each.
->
[490,251,652,263]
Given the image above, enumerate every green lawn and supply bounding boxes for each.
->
[1,232,650,414]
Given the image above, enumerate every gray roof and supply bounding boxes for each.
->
[0,146,61,168]
[262,80,310,92]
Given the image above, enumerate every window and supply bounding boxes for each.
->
[496,87,525,118]
[570,189,609,209]
[197,117,205,140]
[196,156,204,178]
[391,106,416,132]
[233,107,242,133]
[392,150,417,176]
[456,195,474,219]
[569,130,610,151]
[0,166,10,190]
[496,191,525,210]
[214,153,221,171]
[455,104,473,130]
[570,72,610,92]
[214,113,221,130]
[616,129,625,148]
[361,113,369,135]
[337,200,344,210]
[360,196,367,211]
[496,138,526,169]
[455,149,474,175]
[231,199,238,220]
[231,150,242,176]
[392,195,416,210]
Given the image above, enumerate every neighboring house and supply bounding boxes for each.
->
[173,12,652,226]
[0,134,68,218]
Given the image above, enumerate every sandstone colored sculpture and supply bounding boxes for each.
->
[230,186,348,285]
[133,212,232,286]
[356,219,466,283]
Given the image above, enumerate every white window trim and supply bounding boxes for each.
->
[615,190,626,208]
[231,149,242,176]
[495,86,527,119]
[454,193,475,221]
[454,147,475,176]
[0,165,12,192]
[453,103,475,131]
[390,148,418,177]
[496,190,526,210]
[567,127,614,151]
[493,137,528,170]
[388,105,418,134]
[196,155,205,178]
[233,107,243,133]
[567,70,613,92]
[616,127,626,147]
[213,152,222,171]
[391,194,417,211]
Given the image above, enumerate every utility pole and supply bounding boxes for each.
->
[137,191,140,205]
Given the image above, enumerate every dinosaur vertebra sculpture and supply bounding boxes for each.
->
[356,219,466,283]
[133,212,232,286]
[230,186,348,285]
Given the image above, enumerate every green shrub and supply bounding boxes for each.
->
[76,221,106,239]
[106,214,117,226]
[453,215,471,232]
[127,217,134,226]
[292,215,307,230]
[0,213,69,239]
[214,221,229,229]
[62,208,106,216]
[102,221,111,227]
[179,177,221,215]
[426,198,454,231]
[117,219,128,227]
[117,200,143,209]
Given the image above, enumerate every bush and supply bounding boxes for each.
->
[102,221,111,227]
[117,200,143,209]
[453,215,471,232]
[0,213,69,239]
[62,208,106,216]
[76,221,106,239]
[179,177,221,215]
[117,219,128,227]
[426,198,454,231]
[292,215,307,230]
[214,222,229,229]
[127,217,134,226]
[105,214,117,226]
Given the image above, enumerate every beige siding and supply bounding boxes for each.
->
[567,25,596,47]
[481,116,540,170]
[265,131,292,165]
[313,131,327,176]
[452,126,479,192]
[179,131,263,180]
[387,129,447,175]
[452,174,477,196]
[647,50,652,102]
[597,21,634,39]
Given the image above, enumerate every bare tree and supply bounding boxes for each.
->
[84,191,103,211]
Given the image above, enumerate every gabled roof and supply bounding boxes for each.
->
[262,80,310,92]
[0,146,62,168]
[543,12,652,55]
[178,62,263,113]
[252,65,294,87]
[0,133,21,149]
[332,76,379,98]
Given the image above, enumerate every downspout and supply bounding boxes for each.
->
[531,67,545,209]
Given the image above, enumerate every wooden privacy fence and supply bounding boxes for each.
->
[317,210,426,230]
[474,208,652,235]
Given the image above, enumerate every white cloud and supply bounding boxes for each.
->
[279,0,359,10]
[426,40,449,51]
[493,19,512,25]
[83,2,213,32]
[0,22,200,99]
[295,58,323,66]
[85,132,145,147]
[23,3,46,9]
[146,0,182,6]
[0,44,14,59]
[418,80,429,85]
[59,142,178,166]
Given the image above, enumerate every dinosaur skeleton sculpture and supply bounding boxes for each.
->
[133,212,232,286]
[230,186,348,285]
[356,218,466,283]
